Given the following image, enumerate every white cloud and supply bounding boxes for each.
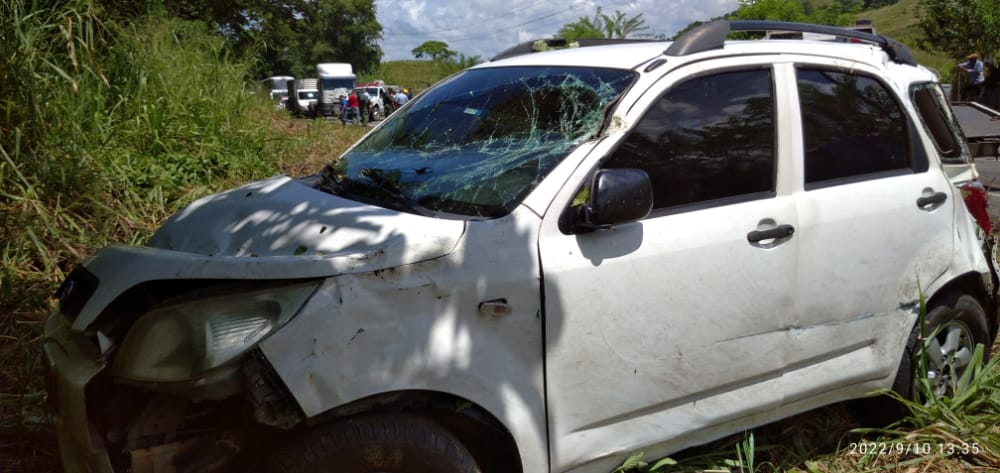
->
[375,0,740,61]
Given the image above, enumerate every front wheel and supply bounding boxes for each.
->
[264,413,482,473]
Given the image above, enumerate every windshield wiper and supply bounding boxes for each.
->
[317,164,347,195]
[358,168,435,216]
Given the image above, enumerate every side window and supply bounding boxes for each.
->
[603,69,776,211]
[797,68,911,186]
[911,83,970,164]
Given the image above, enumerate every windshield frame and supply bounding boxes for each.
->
[325,65,638,219]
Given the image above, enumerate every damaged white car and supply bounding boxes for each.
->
[45,21,998,473]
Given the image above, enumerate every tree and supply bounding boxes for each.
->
[436,53,484,75]
[731,0,807,22]
[302,0,383,75]
[135,0,383,77]
[412,40,456,60]
[556,17,603,42]
[918,0,1000,60]
[557,7,649,42]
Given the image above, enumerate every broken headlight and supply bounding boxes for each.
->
[111,280,319,383]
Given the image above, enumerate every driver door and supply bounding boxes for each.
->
[539,64,799,470]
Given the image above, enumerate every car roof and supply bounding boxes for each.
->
[479,20,926,78]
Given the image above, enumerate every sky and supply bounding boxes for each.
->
[374,0,742,62]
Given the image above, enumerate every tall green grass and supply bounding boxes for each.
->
[0,0,283,311]
[0,3,354,469]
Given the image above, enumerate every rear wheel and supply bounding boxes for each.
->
[264,413,482,473]
[917,295,990,398]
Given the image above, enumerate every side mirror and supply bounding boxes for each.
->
[573,168,653,232]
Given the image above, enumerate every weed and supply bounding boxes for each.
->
[0,2,355,470]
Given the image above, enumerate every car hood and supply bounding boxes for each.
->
[68,176,466,331]
[150,175,465,262]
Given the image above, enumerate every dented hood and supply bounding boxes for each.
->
[150,175,465,262]
[68,176,466,330]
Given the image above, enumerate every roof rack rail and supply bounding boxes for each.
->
[664,20,917,66]
[491,38,658,61]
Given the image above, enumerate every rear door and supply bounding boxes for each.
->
[785,62,956,399]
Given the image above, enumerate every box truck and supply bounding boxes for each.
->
[317,63,356,117]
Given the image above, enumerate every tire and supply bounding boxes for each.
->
[915,294,991,398]
[855,293,991,425]
[264,413,482,473]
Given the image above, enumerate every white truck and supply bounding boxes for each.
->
[286,78,319,118]
[317,63,356,117]
[356,81,393,120]
[263,75,295,106]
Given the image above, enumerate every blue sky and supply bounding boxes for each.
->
[374,0,742,61]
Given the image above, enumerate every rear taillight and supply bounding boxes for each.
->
[960,180,992,234]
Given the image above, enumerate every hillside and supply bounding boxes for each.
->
[376,0,956,89]
[861,0,957,80]
[366,60,456,96]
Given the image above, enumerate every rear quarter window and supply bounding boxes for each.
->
[911,83,970,164]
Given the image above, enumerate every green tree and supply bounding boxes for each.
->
[918,0,1000,60]
[599,9,651,38]
[302,0,383,75]
[128,0,383,77]
[435,53,483,75]
[732,0,807,22]
[557,7,649,41]
[412,40,456,60]
[556,17,603,41]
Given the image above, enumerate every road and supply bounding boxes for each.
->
[975,156,1000,221]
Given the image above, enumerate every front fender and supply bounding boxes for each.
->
[258,211,549,472]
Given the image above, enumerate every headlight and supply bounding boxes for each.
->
[111,280,319,383]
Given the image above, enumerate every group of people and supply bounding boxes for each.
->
[338,87,412,125]
[958,53,999,107]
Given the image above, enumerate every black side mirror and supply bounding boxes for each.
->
[573,168,653,232]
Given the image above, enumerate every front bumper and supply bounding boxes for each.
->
[43,312,115,473]
[44,308,299,473]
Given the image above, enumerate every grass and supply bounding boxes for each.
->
[364,58,480,97]
[0,3,364,469]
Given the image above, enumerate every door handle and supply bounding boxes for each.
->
[916,191,947,211]
[747,224,795,243]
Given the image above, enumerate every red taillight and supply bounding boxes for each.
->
[961,180,992,234]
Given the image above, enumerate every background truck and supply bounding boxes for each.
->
[356,82,393,120]
[286,78,319,118]
[317,63,356,117]
[263,75,295,101]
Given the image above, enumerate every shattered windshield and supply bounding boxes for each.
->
[326,66,636,218]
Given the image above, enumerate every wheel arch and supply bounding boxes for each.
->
[303,389,524,473]
[927,270,998,342]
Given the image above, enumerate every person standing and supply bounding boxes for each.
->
[394,88,409,109]
[358,89,371,123]
[338,95,348,123]
[959,53,986,101]
[348,91,361,124]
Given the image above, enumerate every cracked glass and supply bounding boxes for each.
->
[328,66,636,218]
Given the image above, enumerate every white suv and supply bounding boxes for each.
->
[45,21,997,473]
